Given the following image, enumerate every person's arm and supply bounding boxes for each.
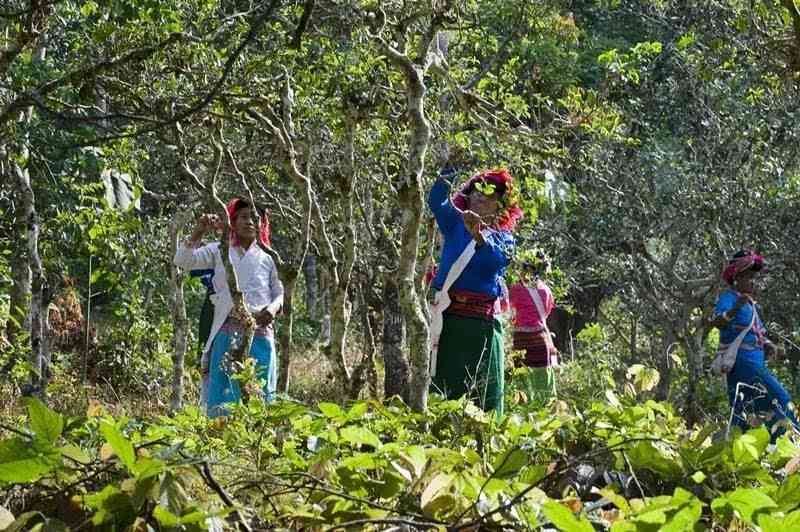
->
[174,214,219,270]
[255,258,284,326]
[708,292,749,329]
[427,167,461,235]
[474,230,515,269]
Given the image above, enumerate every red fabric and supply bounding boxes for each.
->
[513,330,556,368]
[451,168,523,232]
[722,251,764,285]
[226,198,271,248]
[424,265,438,285]
[443,289,497,321]
[509,281,554,329]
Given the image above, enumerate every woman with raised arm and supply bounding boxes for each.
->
[710,250,797,439]
[428,166,522,416]
[174,198,283,417]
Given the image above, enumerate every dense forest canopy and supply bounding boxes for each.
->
[2,0,800,530]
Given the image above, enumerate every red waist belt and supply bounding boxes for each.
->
[443,289,496,321]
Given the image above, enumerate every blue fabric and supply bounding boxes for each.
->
[726,352,798,441]
[714,289,763,349]
[190,268,215,294]
[206,330,275,417]
[428,177,514,298]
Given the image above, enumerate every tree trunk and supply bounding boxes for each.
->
[277,268,299,393]
[168,217,189,411]
[682,320,706,426]
[6,251,31,345]
[327,116,359,385]
[10,44,48,395]
[319,268,332,345]
[303,252,318,319]
[394,63,432,413]
[382,275,410,403]
[348,289,378,399]
[654,329,675,402]
[14,146,47,395]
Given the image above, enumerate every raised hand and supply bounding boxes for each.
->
[190,213,221,242]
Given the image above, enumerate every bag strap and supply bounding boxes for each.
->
[527,284,551,334]
[726,303,756,350]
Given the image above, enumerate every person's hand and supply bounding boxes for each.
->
[196,213,221,233]
[255,308,274,327]
[765,342,785,361]
[190,214,221,242]
[734,294,751,309]
[462,210,485,243]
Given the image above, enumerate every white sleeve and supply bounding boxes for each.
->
[173,241,217,270]
[267,257,284,312]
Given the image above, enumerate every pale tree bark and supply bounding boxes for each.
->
[168,215,189,411]
[382,275,409,402]
[14,159,47,394]
[328,114,359,386]
[6,218,32,345]
[276,268,298,393]
[319,268,332,345]
[244,76,352,386]
[5,43,48,394]
[377,34,441,412]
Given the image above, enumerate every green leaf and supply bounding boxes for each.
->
[347,402,368,420]
[492,447,528,478]
[690,471,706,484]
[712,488,777,525]
[318,402,343,418]
[339,426,381,449]
[661,488,704,532]
[542,501,594,532]
[24,398,63,445]
[420,473,453,514]
[60,445,91,465]
[599,488,631,513]
[775,473,800,512]
[153,506,180,527]
[733,427,770,465]
[0,438,60,484]
[99,422,136,471]
[399,446,427,478]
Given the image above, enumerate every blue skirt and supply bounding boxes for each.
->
[727,349,797,440]
[206,328,276,417]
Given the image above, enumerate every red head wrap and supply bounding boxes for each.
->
[226,198,271,248]
[451,168,523,232]
[722,250,764,285]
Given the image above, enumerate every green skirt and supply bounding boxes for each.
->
[522,366,557,406]
[431,315,504,416]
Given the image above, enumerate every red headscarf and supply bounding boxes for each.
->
[226,198,271,248]
[722,250,764,285]
[451,168,523,232]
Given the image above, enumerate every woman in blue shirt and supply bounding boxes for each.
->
[710,250,797,439]
[428,167,522,415]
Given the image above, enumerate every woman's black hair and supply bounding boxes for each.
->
[232,198,266,217]
[731,249,763,271]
